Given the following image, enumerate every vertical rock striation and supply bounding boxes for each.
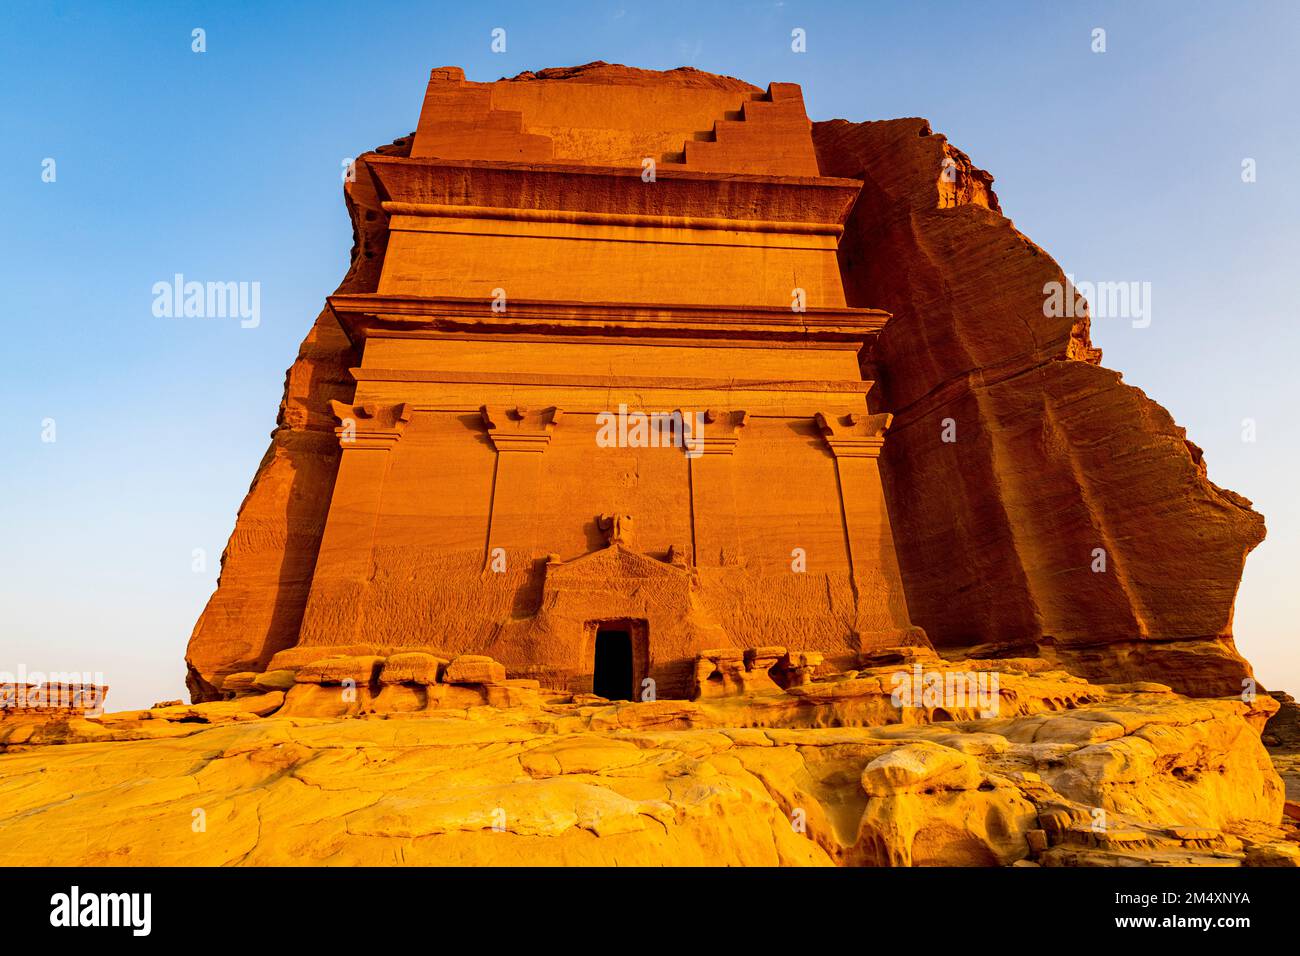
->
[812,118,1265,695]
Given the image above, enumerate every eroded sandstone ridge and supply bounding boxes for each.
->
[812,120,1265,696]
[184,62,1264,704]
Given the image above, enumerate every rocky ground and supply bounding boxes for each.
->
[1,658,1297,867]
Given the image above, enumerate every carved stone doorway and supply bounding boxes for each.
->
[590,619,648,700]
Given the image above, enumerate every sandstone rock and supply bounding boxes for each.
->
[1032,716,1127,745]
[1264,690,1300,749]
[444,656,506,686]
[220,672,260,696]
[855,786,1037,866]
[861,742,982,796]
[784,651,824,668]
[280,683,368,718]
[252,669,297,692]
[149,692,285,723]
[370,684,430,714]
[1103,681,1174,695]
[0,669,1287,867]
[776,650,825,688]
[693,647,787,698]
[932,732,1009,756]
[859,646,938,667]
[487,679,541,709]
[1168,826,1220,842]
[1,683,108,718]
[379,653,447,685]
[812,118,1263,697]
[1243,842,1299,867]
[744,646,787,667]
[295,656,385,685]
[1039,806,1089,843]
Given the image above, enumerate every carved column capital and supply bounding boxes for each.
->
[481,405,562,453]
[329,401,414,450]
[695,408,749,455]
[814,410,893,458]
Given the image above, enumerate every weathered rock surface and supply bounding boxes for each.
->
[1264,689,1300,749]
[1,666,1292,867]
[812,118,1265,695]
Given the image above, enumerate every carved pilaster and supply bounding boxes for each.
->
[814,409,898,589]
[300,402,414,644]
[688,409,748,566]
[481,405,562,566]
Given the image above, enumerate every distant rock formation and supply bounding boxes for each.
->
[1265,690,1300,750]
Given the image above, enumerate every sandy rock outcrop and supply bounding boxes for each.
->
[1,662,1291,867]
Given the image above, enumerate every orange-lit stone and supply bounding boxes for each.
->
[186,62,1263,710]
[187,62,921,701]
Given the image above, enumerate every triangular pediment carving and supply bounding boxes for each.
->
[544,542,691,584]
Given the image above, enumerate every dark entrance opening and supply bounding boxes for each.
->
[593,627,634,700]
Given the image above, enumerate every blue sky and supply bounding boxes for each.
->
[2,0,1297,709]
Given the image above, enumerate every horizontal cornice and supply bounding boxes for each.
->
[382,201,844,236]
[365,155,863,229]
[327,294,891,345]
[349,367,876,393]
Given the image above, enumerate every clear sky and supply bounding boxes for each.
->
[2,0,1296,710]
